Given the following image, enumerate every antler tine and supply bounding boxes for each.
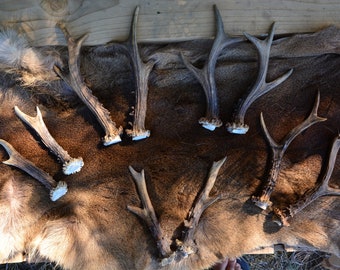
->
[125,6,155,141]
[226,23,294,134]
[181,5,242,131]
[14,106,84,175]
[161,157,227,266]
[273,135,340,227]
[54,22,123,146]
[0,139,67,201]
[252,92,326,210]
[127,166,170,258]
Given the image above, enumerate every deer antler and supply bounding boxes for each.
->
[125,6,155,141]
[54,23,123,146]
[0,139,67,201]
[127,157,227,266]
[272,135,340,227]
[252,92,326,210]
[127,166,170,258]
[226,23,293,134]
[161,157,227,266]
[14,106,84,175]
[181,5,242,131]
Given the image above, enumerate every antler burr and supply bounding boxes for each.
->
[181,5,242,131]
[272,135,340,227]
[0,139,67,201]
[226,23,293,134]
[252,92,326,210]
[54,23,123,146]
[125,6,155,141]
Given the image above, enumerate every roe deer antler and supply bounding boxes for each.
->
[127,166,170,258]
[181,5,242,131]
[0,139,67,201]
[272,135,340,227]
[127,157,227,266]
[125,6,155,141]
[252,92,326,210]
[14,106,84,175]
[162,156,227,266]
[54,23,123,146]
[226,23,293,134]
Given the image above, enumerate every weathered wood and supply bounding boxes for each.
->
[0,0,339,46]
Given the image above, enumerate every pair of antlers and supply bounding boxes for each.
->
[0,106,84,201]
[182,5,293,133]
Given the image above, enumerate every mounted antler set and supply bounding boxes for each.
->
[128,157,227,266]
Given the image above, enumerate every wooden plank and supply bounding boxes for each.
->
[0,0,339,46]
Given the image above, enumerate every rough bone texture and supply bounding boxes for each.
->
[0,25,339,270]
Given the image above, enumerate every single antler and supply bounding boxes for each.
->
[226,23,293,134]
[125,6,155,141]
[127,166,170,258]
[272,135,340,227]
[54,23,123,146]
[161,157,227,266]
[0,139,67,201]
[14,106,84,175]
[181,5,242,131]
[252,92,326,210]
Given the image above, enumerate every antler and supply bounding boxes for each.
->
[181,5,242,131]
[252,92,326,210]
[272,135,340,227]
[0,139,67,201]
[125,6,155,141]
[14,106,84,175]
[162,157,227,266]
[127,157,226,266]
[226,23,293,134]
[127,166,170,258]
[54,23,123,146]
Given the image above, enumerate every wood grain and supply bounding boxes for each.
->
[0,0,339,46]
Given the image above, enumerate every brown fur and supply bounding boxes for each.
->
[0,26,339,269]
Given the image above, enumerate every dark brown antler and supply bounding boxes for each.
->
[181,5,242,131]
[252,92,326,210]
[127,157,226,266]
[125,6,155,141]
[0,139,67,201]
[226,23,293,134]
[54,23,123,146]
[162,157,227,266]
[273,135,340,227]
[127,166,170,258]
[14,106,84,175]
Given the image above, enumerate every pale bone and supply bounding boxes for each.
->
[161,156,227,266]
[0,139,67,201]
[226,23,293,134]
[251,91,326,210]
[181,5,242,131]
[53,23,123,146]
[125,6,155,141]
[128,157,226,266]
[127,166,170,258]
[14,106,84,175]
[272,135,340,227]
